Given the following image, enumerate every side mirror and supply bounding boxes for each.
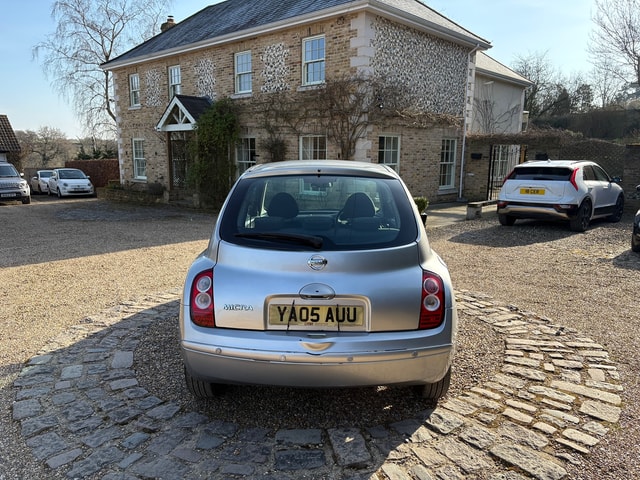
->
[611,176,622,184]
[636,185,640,192]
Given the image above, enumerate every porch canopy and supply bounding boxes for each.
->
[156,95,212,132]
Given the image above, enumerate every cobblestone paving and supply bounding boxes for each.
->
[12,289,623,479]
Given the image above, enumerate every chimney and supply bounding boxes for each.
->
[161,15,176,33]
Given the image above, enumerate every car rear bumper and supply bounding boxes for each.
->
[182,339,453,387]
[497,202,578,220]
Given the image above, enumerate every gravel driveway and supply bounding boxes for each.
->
[1,195,638,479]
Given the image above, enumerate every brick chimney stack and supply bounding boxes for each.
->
[161,16,176,33]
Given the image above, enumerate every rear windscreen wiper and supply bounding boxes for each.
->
[235,232,323,249]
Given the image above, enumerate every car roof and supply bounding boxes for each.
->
[241,160,399,179]
[516,160,594,169]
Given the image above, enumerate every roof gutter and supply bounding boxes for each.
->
[458,43,482,200]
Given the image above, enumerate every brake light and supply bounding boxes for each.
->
[569,169,579,191]
[190,271,215,327]
[419,272,445,329]
[502,169,516,185]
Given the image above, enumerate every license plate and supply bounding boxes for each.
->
[268,304,364,328]
[520,188,545,195]
[1,193,17,198]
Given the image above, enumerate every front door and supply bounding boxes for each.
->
[169,131,190,190]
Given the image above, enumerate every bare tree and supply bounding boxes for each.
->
[16,127,73,168]
[590,59,627,108]
[512,51,558,118]
[34,0,172,138]
[254,74,418,161]
[590,0,640,87]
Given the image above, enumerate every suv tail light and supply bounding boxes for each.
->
[190,271,215,327]
[419,271,445,329]
[569,169,579,190]
[502,169,516,185]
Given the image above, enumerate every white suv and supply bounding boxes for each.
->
[497,160,624,232]
[0,161,31,204]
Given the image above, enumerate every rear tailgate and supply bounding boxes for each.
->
[502,179,568,202]
[212,242,423,332]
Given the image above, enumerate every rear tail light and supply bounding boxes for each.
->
[190,271,215,327]
[502,169,516,185]
[419,271,445,329]
[569,169,579,190]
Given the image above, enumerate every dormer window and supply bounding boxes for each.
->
[302,35,325,86]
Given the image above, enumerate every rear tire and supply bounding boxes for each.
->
[184,369,223,399]
[632,231,640,253]
[608,195,624,222]
[415,367,451,402]
[569,200,591,232]
[498,213,516,226]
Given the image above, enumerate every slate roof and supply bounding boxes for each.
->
[103,0,490,69]
[0,115,20,153]
[476,52,532,87]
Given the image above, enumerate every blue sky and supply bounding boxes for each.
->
[0,0,596,138]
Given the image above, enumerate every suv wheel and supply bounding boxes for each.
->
[607,195,624,223]
[633,231,640,253]
[569,199,591,232]
[21,196,31,204]
[498,213,516,226]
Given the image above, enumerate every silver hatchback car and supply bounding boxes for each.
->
[180,160,457,401]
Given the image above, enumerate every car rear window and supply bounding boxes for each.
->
[510,166,573,181]
[219,173,419,251]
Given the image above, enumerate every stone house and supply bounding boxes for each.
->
[101,0,529,205]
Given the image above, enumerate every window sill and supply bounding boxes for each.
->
[437,187,457,195]
[297,83,325,92]
[129,105,141,110]
[231,92,252,99]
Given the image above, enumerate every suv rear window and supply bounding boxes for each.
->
[509,166,572,181]
[219,174,418,251]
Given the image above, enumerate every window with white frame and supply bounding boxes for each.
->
[378,135,400,171]
[168,65,181,98]
[439,138,457,189]
[302,35,325,85]
[300,135,327,160]
[235,51,252,94]
[236,137,256,176]
[132,139,147,180]
[129,74,140,107]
